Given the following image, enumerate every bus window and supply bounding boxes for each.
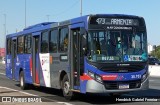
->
[59,28,69,52]
[17,36,24,54]
[7,38,11,54]
[24,35,32,54]
[49,30,58,53]
[41,31,49,53]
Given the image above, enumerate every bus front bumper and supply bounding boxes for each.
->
[86,77,149,93]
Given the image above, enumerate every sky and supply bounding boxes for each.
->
[0,0,160,47]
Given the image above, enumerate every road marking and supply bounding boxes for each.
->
[0,86,38,96]
[149,80,155,82]
[57,102,74,105]
[0,86,73,105]
[0,72,5,75]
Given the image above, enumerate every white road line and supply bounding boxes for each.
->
[149,80,155,82]
[0,86,37,96]
[0,72,5,75]
[57,102,74,105]
[0,86,73,105]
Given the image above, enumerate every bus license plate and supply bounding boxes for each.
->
[119,84,129,89]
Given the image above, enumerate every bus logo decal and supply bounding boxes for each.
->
[42,59,47,65]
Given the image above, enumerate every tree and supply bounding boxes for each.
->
[150,45,160,59]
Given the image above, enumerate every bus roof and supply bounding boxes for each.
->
[6,14,143,38]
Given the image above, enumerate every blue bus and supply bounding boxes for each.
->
[6,14,148,100]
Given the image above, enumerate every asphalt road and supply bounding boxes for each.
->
[0,63,160,105]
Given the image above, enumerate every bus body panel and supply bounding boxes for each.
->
[15,54,33,84]
[6,55,12,79]
[39,53,51,87]
[50,53,70,88]
[50,53,62,89]
[85,77,149,93]
[79,59,148,93]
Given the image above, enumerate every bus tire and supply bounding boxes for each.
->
[62,74,74,100]
[20,71,28,90]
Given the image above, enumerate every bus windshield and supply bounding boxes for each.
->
[87,30,148,63]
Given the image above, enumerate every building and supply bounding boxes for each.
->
[148,43,156,55]
[0,48,5,57]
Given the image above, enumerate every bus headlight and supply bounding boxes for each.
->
[88,71,102,83]
[95,74,103,83]
[88,71,94,79]
[141,73,148,82]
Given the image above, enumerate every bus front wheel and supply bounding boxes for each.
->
[62,74,74,100]
[20,71,28,90]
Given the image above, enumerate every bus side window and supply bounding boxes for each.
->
[59,28,69,52]
[7,38,11,54]
[17,36,24,54]
[49,30,58,53]
[41,31,49,53]
[24,35,32,54]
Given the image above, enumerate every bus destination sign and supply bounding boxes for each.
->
[91,18,139,26]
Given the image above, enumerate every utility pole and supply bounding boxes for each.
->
[25,0,26,28]
[80,0,82,16]
[46,15,50,22]
[153,45,156,57]
[3,14,6,36]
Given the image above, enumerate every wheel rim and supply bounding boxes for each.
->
[20,75,23,87]
[63,81,70,95]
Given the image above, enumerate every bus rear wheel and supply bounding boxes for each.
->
[62,74,74,100]
[20,71,28,90]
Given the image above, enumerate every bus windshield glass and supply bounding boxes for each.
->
[87,30,147,62]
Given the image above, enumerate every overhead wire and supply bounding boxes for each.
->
[51,0,80,18]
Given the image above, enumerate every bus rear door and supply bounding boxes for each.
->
[11,38,17,80]
[32,33,40,85]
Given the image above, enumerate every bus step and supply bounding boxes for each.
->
[71,89,80,92]
[33,83,40,86]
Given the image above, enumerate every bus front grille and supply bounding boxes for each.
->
[100,65,145,73]
[104,80,141,90]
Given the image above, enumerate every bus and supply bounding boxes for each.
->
[6,14,149,100]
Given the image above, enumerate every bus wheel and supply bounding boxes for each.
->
[62,74,74,100]
[20,71,28,90]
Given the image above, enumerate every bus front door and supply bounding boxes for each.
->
[71,29,81,88]
[11,39,17,80]
[32,36,40,85]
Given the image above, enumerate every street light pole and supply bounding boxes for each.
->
[80,0,82,16]
[3,14,6,36]
[46,15,50,22]
[25,0,26,28]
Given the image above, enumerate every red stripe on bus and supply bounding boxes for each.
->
[35,69,40,84]
[80,73,92,80]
